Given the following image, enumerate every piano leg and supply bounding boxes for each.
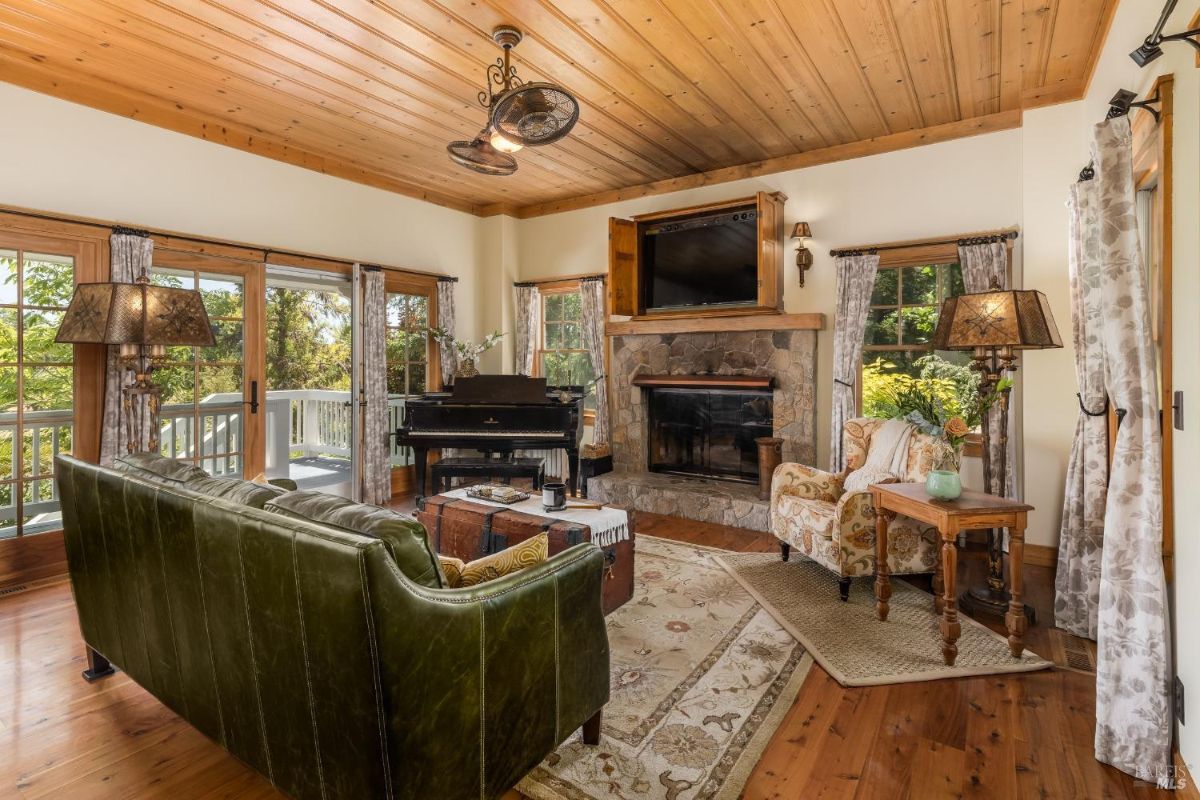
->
[567,447,580,497]
[414,447,429,498]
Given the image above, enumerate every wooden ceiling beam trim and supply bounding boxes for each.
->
[736,0,859,145]
[559,0,777,163]
[459,0,723,172]
[656,0,827,151]
[298,0,688,182]
[0,45,487,214]
[0,10,542,204]
[511,109,1022,218]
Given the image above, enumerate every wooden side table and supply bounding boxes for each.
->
[869,483,1034,667]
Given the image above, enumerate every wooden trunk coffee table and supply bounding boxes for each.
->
[869,483,1034,667]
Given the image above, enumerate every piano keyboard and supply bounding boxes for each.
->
[405,429,565,437]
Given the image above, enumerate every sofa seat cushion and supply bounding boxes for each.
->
[116,453,208,486]
[185,476,287,510]
[264,491,444,589]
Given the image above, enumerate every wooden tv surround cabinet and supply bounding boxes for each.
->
[607,192,787,322]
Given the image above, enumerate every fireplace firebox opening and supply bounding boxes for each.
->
[646,386,773,483]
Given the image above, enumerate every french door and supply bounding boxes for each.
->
[150,249,265,480]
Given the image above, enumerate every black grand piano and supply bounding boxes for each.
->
[395,375,586,498]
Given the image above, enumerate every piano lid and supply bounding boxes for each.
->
[449,375,553,405]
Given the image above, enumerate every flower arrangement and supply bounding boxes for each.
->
[427,328,504,361]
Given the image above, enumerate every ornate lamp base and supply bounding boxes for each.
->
[959,584,1037,625]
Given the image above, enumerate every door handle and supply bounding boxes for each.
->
[249,380,259,414]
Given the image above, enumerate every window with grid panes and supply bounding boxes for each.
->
[0,249,76,538]
[861,262,972,406]
[385,292,429,398]
[539,290,595,409]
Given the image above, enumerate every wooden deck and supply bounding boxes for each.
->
[0,508,1180,799]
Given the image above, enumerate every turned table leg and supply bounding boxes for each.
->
[1005,524,1028,658]
[932,541,945,615]
[874,508,895,621]
[939,530,961,667]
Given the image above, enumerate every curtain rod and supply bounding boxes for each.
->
[0,205,452,281]
[830,228,1018,257]
[512,271,606,287]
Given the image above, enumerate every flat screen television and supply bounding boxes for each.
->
[640,205,758,311]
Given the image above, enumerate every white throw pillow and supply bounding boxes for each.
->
[842,465,898,494]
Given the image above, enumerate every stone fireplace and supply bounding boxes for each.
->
[590,323,819,531]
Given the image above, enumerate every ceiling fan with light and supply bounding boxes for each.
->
[446,26,581,176]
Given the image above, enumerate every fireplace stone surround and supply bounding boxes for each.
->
[590,325,818,532]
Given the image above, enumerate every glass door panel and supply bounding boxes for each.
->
[265,267,353,495]
[151,259,253,478]
[0,247,77,539]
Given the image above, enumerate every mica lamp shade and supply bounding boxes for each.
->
[54,281,215,347]
[931,288,1063,351]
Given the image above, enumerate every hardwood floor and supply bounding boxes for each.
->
[0,510,1175,799]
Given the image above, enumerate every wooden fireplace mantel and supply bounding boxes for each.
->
[632,374,774,390]
[606,311,825,337]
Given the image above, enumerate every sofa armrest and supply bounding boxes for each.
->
[365,542,609,799]
[771,462,844,504]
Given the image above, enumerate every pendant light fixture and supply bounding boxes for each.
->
[447,26,581,176]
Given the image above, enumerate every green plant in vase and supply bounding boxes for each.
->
[427,328,504,378]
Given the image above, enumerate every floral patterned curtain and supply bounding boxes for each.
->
[436,276,457,386]
[830,253,879,471]
[1090,115,1170,786]
[360,267,391,506]
[1054,180,1107,640]
[579,277,609,446]
[99,230,154,464]
[957,240,1016,497]
[513,283,540,376]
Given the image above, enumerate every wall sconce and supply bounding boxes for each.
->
[791,222,813,287]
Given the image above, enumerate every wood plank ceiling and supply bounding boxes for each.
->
[0,0,1117,217]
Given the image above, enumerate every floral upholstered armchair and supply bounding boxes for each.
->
[770,418,944,600]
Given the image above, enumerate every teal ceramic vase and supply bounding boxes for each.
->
[925,469,962,501]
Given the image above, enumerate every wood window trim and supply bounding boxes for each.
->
[535,280,609,427]
[1129,73,1174,580]
[382,270,440,394]
[856,233,1015,457]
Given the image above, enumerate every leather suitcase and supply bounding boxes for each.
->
[416,495,635,614]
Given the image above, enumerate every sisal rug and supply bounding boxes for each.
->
[716,551,1052,686]
[518,536,811,800]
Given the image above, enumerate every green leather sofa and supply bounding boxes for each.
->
[54,454,610,800]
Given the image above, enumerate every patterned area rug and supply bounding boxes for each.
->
[717,551,1052,686]
[518,536,811,800]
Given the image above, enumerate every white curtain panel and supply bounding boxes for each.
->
[436,277,458,386]
[99,231,155,464]
[1090,116,1171,786]
[957,240,1017,497]
[829,253,879,471]
[579,277,609,446]
[1054,180,1107,640]
[360,268,392,506]
[513,283,541,376]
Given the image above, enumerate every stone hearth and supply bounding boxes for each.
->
[598,324,817,531]
[588,471,770,532]
[610,328,818,471]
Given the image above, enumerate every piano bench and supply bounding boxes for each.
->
[430,457,547,494]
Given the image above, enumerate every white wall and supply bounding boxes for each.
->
[0,82,482,344]
[515,130,1025,531]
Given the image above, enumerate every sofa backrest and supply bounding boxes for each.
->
[842,417,944,482]
[55,455,395,800]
